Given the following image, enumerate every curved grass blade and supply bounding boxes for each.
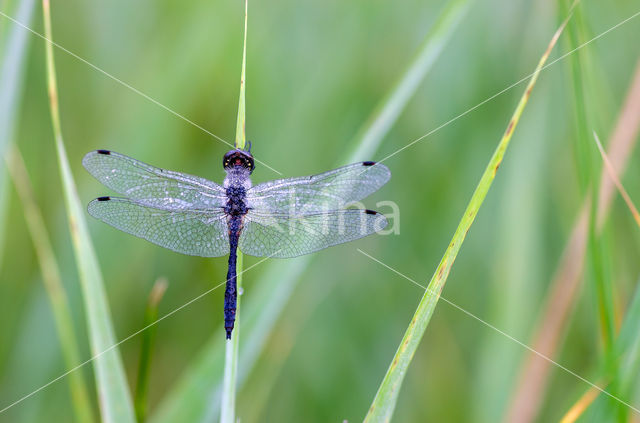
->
[0,0,35,272]
[149,2,471,422]
[220,1,248,422]
[41,1,135,421]
[363,9,574,422]
[5,146,95,423]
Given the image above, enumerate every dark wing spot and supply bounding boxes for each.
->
[362,161,376,166]
[365,209,377,215]
[97,149,111,155]
[97,196,111,201]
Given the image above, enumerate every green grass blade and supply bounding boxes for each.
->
[559,6,617,419]
[234,0,247,152]
[220,1,247,422]
[0,0,35,272]
[149,2,470,422]
[41,1,136,421]
[563,2,615,351]
[135,279,167,423]
[363,11,573,423]
[5,146,96,423]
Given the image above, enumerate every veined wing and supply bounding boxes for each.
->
[88,197,230,257]
[246,162,390,215]
[83,150,227,210]
[238,208,387,258]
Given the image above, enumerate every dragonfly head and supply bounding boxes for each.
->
[223,148,255,174]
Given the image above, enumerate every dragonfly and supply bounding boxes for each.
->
[83,147,391,338]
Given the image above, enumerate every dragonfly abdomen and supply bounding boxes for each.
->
[223,177,249,339]
[224,221,240,339]
[224,213,245,339]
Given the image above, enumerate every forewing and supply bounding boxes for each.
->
[246,162,390,214]
[239,209,388,258]
[88,197,230,257]
[83,150,227,210]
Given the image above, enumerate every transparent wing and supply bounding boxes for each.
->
[246,162,390,215]
[239,208,388,258]
[83,150,227,210]
[88,197,230,257]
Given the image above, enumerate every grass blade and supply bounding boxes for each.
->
[41,1,136,421]
[363,10,573,422]
[0,0,35,272]
[593,132,640,226]
[135,278,168,423]
[220,1,247,422]
[562,3,616,353]
[5,146,96,423]
[234,0,247,153]
[149,2,470,422]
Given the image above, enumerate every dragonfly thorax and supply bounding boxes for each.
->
[224,186,248,216]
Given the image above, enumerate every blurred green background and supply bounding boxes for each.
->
[1,0,640,421]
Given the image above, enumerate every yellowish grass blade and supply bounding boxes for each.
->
[364,8,575,422]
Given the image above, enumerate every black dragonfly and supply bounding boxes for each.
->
[83,147,390,338]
